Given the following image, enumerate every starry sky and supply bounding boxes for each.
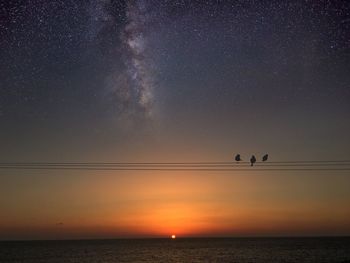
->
[0,0,350,240]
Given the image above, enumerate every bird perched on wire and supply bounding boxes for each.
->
[262,154,269,162]
[250,155,256,166]
[235,154,242,162]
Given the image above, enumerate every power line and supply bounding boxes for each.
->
[1,163,350,167]
[1,160,350,165]
[0,167,349,171]
[0,160,349,172]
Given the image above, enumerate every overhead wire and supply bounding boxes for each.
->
[0,160,349,172]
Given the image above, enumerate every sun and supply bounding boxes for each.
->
[171,234,176,239]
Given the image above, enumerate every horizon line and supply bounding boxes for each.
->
[2,235,350,242]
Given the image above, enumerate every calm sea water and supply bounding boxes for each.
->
[1,237,350,263]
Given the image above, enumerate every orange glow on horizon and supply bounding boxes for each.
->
[1,170,350,239]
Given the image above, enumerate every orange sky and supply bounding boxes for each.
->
[1,169,350,240]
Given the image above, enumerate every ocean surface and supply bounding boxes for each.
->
[1,237,350,263]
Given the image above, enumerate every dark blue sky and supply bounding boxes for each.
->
[0,0,349,162]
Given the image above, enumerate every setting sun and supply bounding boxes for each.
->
[171,235,176,239]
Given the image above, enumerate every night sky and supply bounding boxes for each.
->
[0,0,350,240]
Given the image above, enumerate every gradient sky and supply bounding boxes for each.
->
[0,0,350,240]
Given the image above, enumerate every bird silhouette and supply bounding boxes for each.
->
[250,155,256,166]
[235,154,242,162]
[262,154,269,162]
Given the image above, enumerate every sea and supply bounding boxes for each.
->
[1,237,350,263]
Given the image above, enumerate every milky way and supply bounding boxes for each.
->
[95,0,156,124]
[122,0,154,119]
